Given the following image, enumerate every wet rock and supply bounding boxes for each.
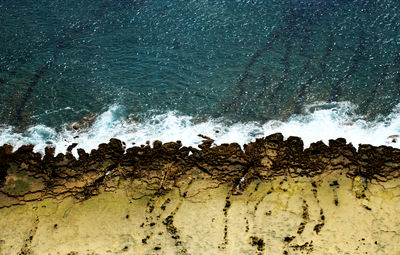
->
[153,140,162,149]
[68,113,99,131]
[66,143,78,153]
[0,145,13,187]
[193,142,247,182]
[77,148,89,160]
[198,134,215,150]
[44,146,55,158]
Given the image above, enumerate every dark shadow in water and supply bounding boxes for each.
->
[215,0,400,123]
[329,31,366,103]
[216,1,342,121]
[3,0,147,130]
[294,31,335,115]
[11,57,57,128]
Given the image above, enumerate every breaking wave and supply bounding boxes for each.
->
[1,102,400,158]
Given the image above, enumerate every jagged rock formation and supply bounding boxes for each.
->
[1,133,400,208]
[1,133,400,254]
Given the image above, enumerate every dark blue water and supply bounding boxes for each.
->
[1,0,400,154]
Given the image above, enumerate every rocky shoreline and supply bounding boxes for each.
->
[1,133,400,254]
[1,133,399,208]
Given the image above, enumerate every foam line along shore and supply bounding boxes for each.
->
[1,102,400,158]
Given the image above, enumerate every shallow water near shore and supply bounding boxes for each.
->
[1,102,400,157]
[1,0,400,151]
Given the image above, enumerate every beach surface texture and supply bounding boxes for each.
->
[1,133,400,254]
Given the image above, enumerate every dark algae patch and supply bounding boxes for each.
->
[3,179,31,196]
[160,198,171,211]
[284,236,296,243]
[313,209,325,234]
[220,195,231,249]
[223,196,231,217]
[141,235,150,244]
[249,236,265,252]
[162,214,187,253]
[363,205,372,211]
[297,200,309,235]
[17,217,39,255]
[161,185,190,254]
[289,241,314,253]
[163,216,177,236]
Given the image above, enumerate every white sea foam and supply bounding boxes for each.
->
[1,103,400,158]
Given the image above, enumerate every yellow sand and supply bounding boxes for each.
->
[1,173,400,255]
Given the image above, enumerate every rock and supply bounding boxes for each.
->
[153,140,162,149]
[44,146,55,158]
[0,133,399,208]
[66,143,78,153]
[198,134,215,150]
[1,133,400,254]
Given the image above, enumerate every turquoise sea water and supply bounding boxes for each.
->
[1,0,400,154]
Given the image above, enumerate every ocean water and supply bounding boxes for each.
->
[1,0,400,155]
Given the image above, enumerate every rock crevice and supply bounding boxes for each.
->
[1,133,400,208]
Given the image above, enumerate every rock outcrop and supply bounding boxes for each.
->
[1,133,400,208]
[1,133,400,254]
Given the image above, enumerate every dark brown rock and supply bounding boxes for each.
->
[0,134,400,208]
